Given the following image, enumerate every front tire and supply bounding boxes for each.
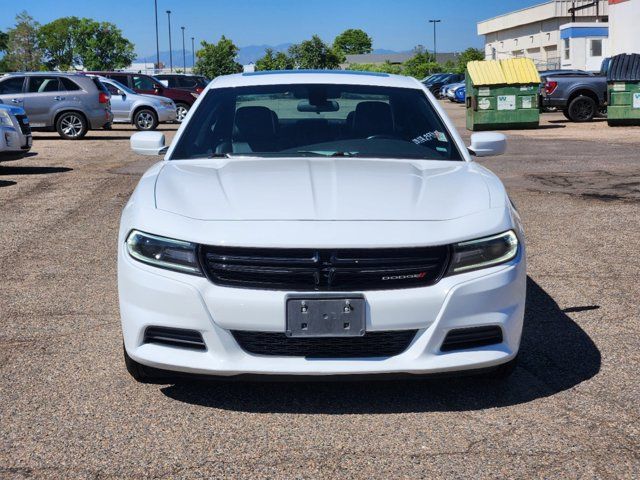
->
[56,112,88,139]
[175,102,189,123]
[133,108,159,131]
[566,95,596,122]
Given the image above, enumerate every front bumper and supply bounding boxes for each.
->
[0,126,31,156]
[157,105,177,123]
[119,243,526,377]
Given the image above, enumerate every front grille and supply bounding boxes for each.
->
[440,326,503,352]
[14,115,31,135]
[143,326,206,351]
[232,330,418,358]
[200,245,450,291]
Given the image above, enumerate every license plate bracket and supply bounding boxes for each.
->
[286,296,365,338]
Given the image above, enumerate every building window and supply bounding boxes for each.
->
[590,39,602,57]
[563,38,570,60]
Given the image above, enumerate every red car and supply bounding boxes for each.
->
[154,74,209,95]
[86,72,195,122]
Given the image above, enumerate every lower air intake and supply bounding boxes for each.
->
[232,330,417,358]
[440,326,503,352]
[143,326,206,351]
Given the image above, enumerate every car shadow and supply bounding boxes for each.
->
[31,135,132,141]
[160,277,601,413]
[0,166,72,175]
[548,118,607,124]
[0,180,17,188]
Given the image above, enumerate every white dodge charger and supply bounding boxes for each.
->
[119,70,526,382]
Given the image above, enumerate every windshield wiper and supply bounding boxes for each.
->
[294,150,359,157]
[207,153,233,158]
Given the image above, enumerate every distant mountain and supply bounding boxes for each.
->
[137,44,409,66]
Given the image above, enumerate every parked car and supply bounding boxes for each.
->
[154,74,209,95]
[87,71,195,122]
[0,73,112,139]
[120,70,526,382]
[95,77,177,130]
[0,104,32,159]
[444,82,465,101]
[541,64,607,122]
[425,73,465,98]
[454,85,466,103]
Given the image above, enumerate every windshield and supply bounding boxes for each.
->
[170,83,462,161]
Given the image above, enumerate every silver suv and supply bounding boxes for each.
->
[0,73,113,139]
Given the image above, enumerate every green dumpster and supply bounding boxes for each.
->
[466,58,541,131]
[606,54,640,126]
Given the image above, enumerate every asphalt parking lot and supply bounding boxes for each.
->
[1,104,639,479]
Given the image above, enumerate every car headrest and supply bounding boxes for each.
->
[352,101,393,136]
[234,106,278,140]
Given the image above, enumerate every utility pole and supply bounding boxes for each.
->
[191,37,195,69]
[154,0,160,72]
[166,10,173,72]
[428,19,441,64]
[181,26,186,72]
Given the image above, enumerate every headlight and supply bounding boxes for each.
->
[161,100,174,107]
[0,110,13,126]
[448,230,518,274]
[125,230,202,275]
[190,92,199,99]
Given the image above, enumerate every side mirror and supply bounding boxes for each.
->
[117,89,126,97]
[130,131,168,156]
[468,132,507,157]
[153,84,164,92]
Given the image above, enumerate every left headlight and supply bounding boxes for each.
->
[0,110,14,126]
[161,100,174,107]
[125,230,202,275]
[448,230,519,274]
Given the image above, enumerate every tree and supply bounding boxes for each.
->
[288,35,343,70]
[4,11,44,71]
[402,46,438,79]
[255,48,293,71]
[333,29,373,55]
[455,47,484,73]
[74,19,135,70]
[38,16,81,70]
[0,31,9,72]
[194,36,242,78]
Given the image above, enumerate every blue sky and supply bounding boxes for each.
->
[3,0,538,55]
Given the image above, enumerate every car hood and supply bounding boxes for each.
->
[154,158,492,221]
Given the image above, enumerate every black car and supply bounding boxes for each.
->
[423,73,465,98]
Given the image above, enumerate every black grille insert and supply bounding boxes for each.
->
[143,326,206,351]
[440,326,503,352]
[200,245,450,291]
[15,114,31,135]
[231,330,417,358]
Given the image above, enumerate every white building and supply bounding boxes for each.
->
[478,0,609,70]
[558,22,609,71]
[608,0,640,55]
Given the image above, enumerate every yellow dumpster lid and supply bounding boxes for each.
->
[467,58,540,86]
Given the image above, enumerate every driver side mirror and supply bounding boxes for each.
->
[153,84,163,92]
[468,132,507,157]
[130,131,168,156]
[117,89,126,97]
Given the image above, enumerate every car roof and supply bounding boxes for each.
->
[4,71,87,77]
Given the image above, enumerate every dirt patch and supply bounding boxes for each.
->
[528,170,640,202]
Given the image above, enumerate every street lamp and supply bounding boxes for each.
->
[166,10,173,73]
[181,26,186,72]
[191,37,195,68]
[428,19,441,63]
[154,0,160,72]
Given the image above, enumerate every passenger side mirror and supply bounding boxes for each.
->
[117,89,126,97]
[468,132,507,157]
[130,131,168,156]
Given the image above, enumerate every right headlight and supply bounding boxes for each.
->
[125,230,202,275]
[0,109,14,126]
[448,230,519,274]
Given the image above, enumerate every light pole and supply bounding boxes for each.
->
[191,37,195,69]
[154,0,160,72]
[428,19,441,64]
[166,10,173,72]
[181,26,186,72]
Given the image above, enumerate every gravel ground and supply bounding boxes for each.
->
[1,105,639,479]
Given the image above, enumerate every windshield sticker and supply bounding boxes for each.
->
[412,131,448,145]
